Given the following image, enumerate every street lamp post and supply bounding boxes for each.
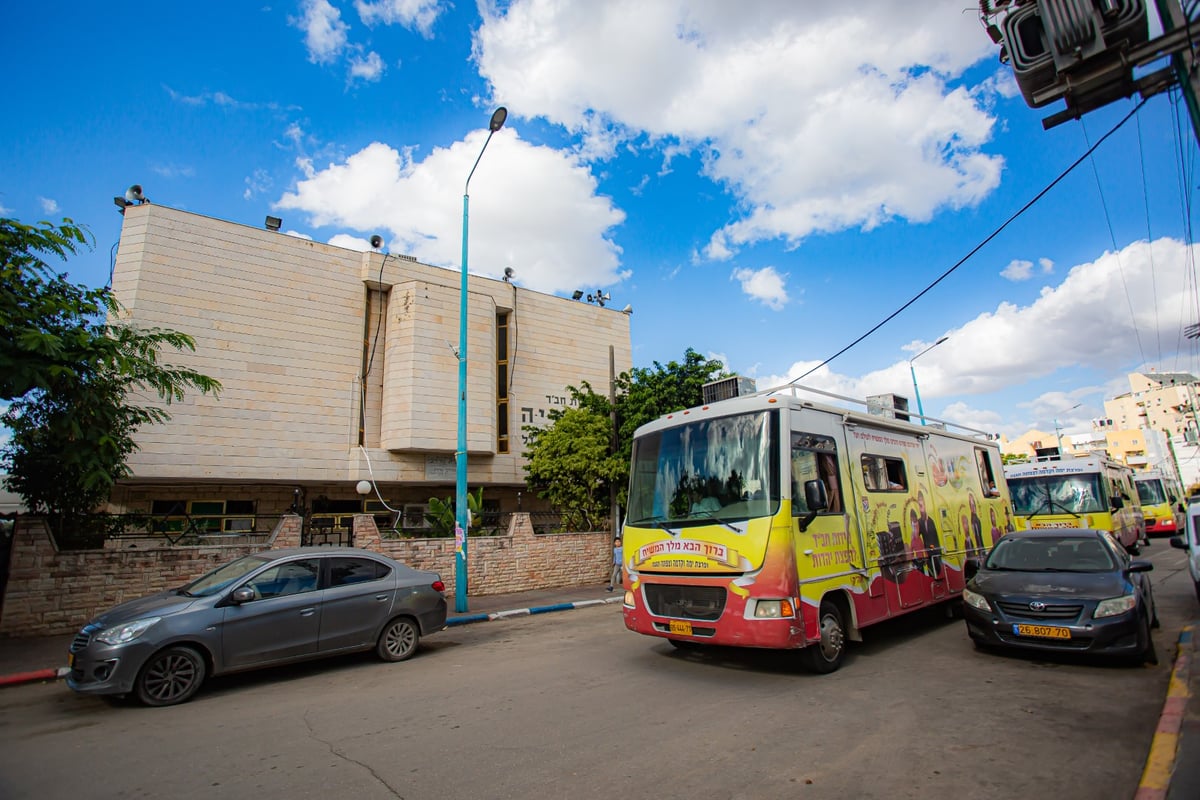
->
[1054,403,1083,453]
[909,336,949,426]
[456,106,507,613]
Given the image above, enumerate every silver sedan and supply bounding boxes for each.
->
[66,547,447,706]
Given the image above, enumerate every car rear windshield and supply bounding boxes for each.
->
[985,536,1116,572]
[184,554,273,596]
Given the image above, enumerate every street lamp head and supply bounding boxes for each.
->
[489,107,508,132]
[935,336,950,345]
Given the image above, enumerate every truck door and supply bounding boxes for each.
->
[847,426,934,613]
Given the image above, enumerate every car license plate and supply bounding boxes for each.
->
[669,620,693,636]
[1013,623,1071,640]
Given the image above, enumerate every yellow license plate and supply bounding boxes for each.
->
[669,620,693,636]
[1014,624,1071,640]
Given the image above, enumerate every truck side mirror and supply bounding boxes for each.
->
[797,479,829,532]
[1110,495,1124,510]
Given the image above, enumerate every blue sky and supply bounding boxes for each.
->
[3,1,1198,442]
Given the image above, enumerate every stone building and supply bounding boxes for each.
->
[104,203,632,541]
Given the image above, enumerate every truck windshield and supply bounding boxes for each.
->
[1009,474,1107,516]
[626,410,779,527]
[1136,480,1166,505]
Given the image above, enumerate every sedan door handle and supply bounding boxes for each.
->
[375,594,389,601]
[300,608,316,616]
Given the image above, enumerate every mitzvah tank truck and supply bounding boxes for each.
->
[1004,453,1144,552]
[620,385,1012,673]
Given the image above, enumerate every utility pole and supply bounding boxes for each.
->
[1156,0,1200,145]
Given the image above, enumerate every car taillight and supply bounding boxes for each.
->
[432,580,445,593]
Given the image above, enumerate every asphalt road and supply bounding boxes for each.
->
[0,544,1194,800]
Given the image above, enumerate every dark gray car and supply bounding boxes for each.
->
[67,547,447,706]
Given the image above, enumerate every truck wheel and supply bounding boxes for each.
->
[802,600,846,674]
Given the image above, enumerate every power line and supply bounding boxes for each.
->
[789,96,1150,386]
[1081,116,1147,367]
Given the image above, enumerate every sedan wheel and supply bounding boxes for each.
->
[377,617,420,662]
[134,646,206,707]
[1138,614,1158,666]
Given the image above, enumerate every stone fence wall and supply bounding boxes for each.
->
[0,513,612,637]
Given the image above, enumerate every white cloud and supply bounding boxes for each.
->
[152,163,196,179]
[731,265,788,310]
[355,0,442,36]
[1001,258,1033,281]
[475,1,1000,258]
[244,169,272,200]
[328,233,369,249]
[1001,256,1055,281]
[347,50,386,83]
[275,128,628,294]
[39,197,58,214]
[294,0,349,64]
[753,238,1197,415]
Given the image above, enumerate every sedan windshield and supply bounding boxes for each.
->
[985,536,1116,572]
[627,410,779,526]
[183,554,272,596]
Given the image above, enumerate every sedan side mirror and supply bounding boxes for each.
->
[231,586,256,604]
[964,557,981,582]
[1128,560,1154,573]
[1170,535,1188,550]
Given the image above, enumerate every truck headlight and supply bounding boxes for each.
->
[753,599,795,618]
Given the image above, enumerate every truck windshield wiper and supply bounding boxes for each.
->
[689,508,741,533]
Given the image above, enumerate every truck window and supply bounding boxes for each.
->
[861,454,906,493]
[791,432,843,514]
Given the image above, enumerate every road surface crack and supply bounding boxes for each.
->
[303,710,404,799]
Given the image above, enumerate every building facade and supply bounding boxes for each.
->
[105,204,632,539]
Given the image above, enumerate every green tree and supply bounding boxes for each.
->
[1,217,221,532]
[522,347,724,527]
[524,405,626,531]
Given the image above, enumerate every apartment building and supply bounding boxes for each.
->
[105,203,632,538]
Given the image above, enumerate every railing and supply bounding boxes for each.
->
[45,513,280,550]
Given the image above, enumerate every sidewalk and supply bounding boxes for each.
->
[0,582,622,686]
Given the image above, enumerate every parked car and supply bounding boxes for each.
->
[961,528,1158,664]
[1170,497,1200,604]
[67,547,447,706]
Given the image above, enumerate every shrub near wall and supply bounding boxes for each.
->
[1,513,612,637]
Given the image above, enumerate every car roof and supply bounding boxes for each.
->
[1001,528,1109,539]
[259,547,395,561]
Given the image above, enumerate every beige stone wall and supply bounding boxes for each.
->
[110,204,632,491]
[0,517,302,637]
[0,514,610,637]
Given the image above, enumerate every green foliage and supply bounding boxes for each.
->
[0,216,222,530]
[424,487,484,537]
[523,405,626,531]
[522,346,724,529]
